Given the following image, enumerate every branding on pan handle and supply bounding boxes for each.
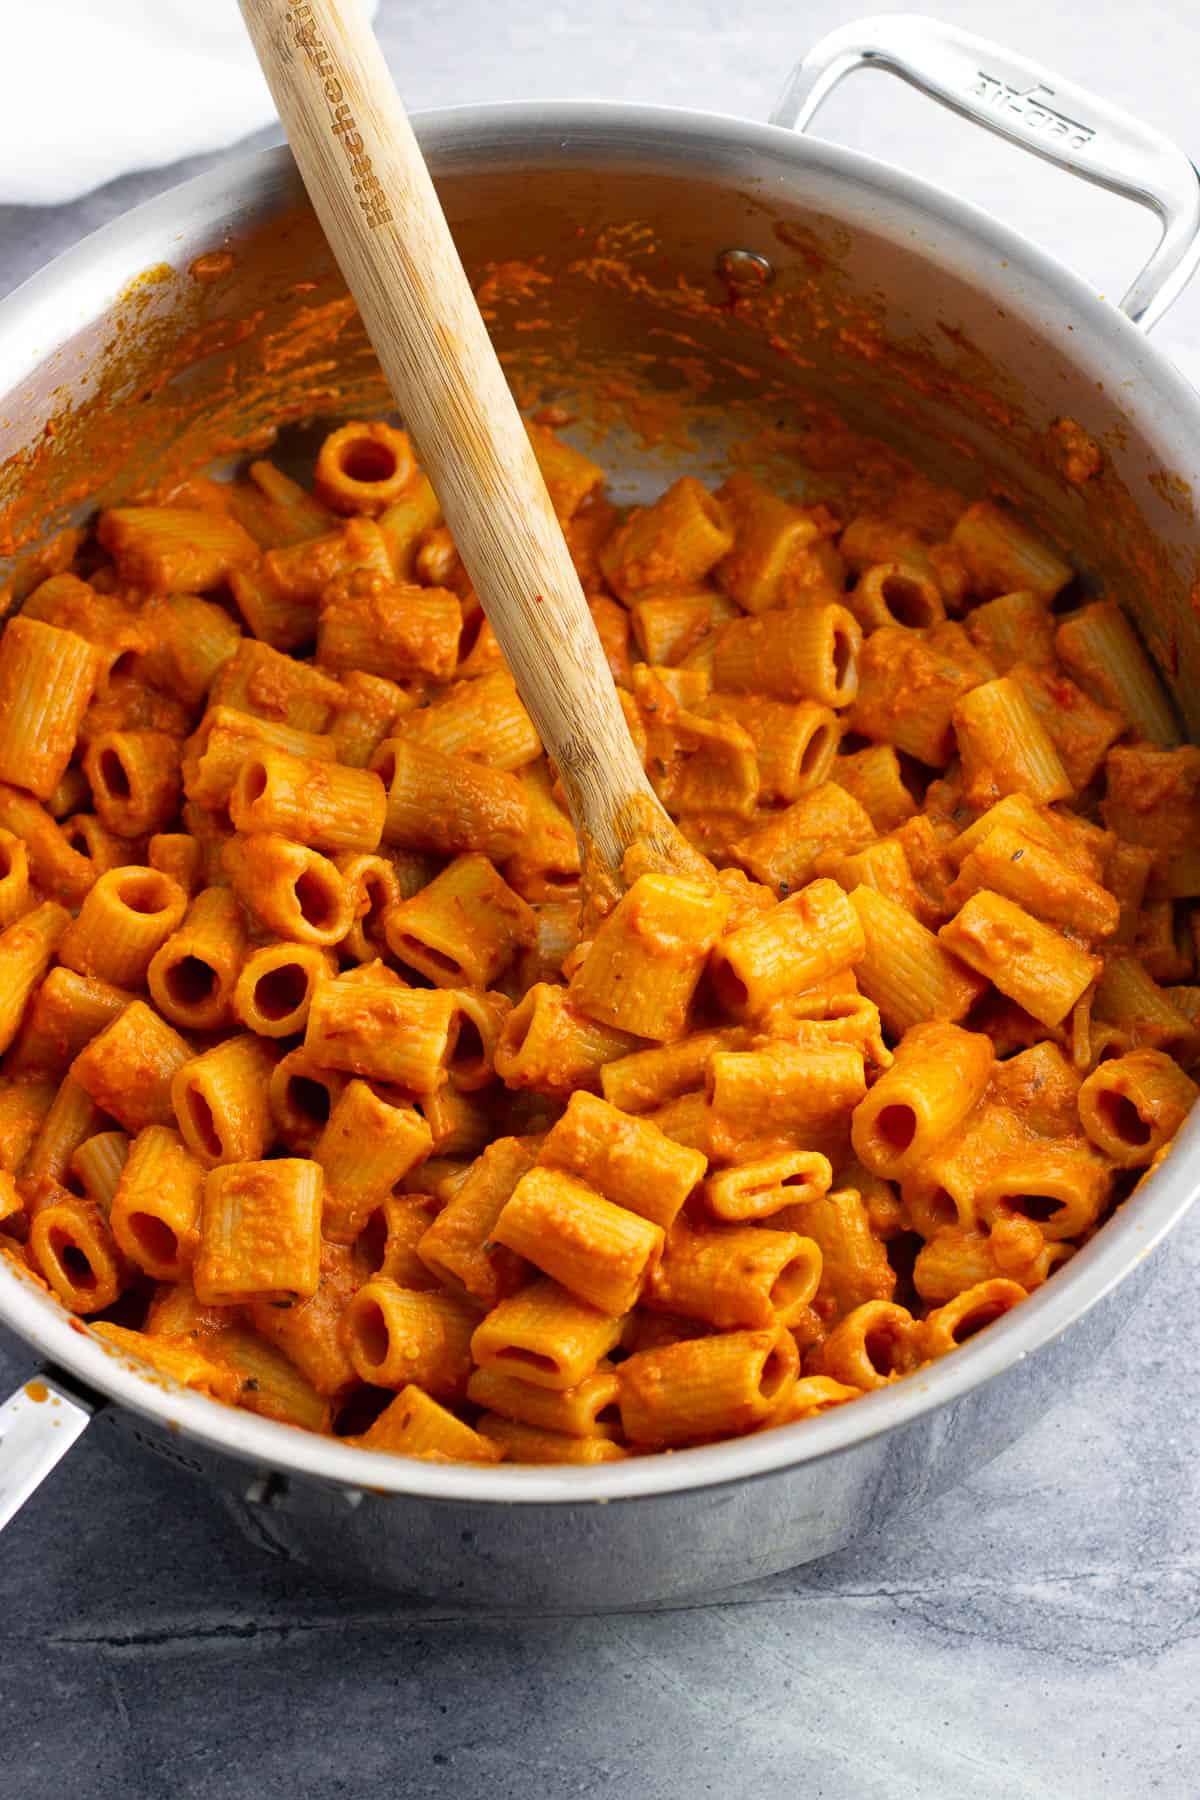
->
[285,1,394,227]
[972,72,1096,152]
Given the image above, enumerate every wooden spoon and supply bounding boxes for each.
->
[239,0,704,905]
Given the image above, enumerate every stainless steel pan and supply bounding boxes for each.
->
[1,15,1198,1609]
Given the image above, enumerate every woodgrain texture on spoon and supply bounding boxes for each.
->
[239,0,699,896]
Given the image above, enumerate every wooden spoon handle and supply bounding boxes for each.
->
[238,0,684,885]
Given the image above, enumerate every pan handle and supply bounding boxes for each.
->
[771,13,1200,331]
[0,1369,100,1531]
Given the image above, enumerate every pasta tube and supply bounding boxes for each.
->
[370,736,528,859]
[618,1326,798,1448]
[27,1188,123,1315]
[1078,1049,1198,1167]
[110,1125,204,1280]
[568,873,729,1041]
[416,1136,534,1308]
[495,983,641,1097]
[938,892,1100,1030]
[712,877,865,1017]
[702,1149,832,1222]
[714,604,861,706]
[1055,600,1179,748]
[470,1278,625,1391]
[342,1279,477,1397]
[384,853,534,989]
[59,867,187,990]
[466,1364,622,1440]
[600,477,733,600]
[314,1080,433,1243]
[248,1242,362,1397]
[852,1022,994,1179]
[647,1218,823,1329]
[361,1387,502,1462]
[232,941,332,1039]
[83,729,182,836]
[951,676,1072,806]
[812,1301,923,1391]
[194,1158,323,1304]
[538,1090,707,1231]
[148,887,248,1032]
[475,1415,627,1464]
[0,617,101,800]
[230,748,386,854]
[492,1166,664,1316]
[0,900,70,1054]
[172,1035,279,1167]
[400,669,540,771]
[26,1076,106,1184]
[222,833,354,946]
[305,983,457,1093]
[68,1129,130,1212]
[71,1001,192,1134]
[950,501,1073,601]
[314,421,415,514]
[850,886,986,1035]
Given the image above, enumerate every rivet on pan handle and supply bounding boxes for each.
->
[0,1369,101,1531]
[771,13,1200,331]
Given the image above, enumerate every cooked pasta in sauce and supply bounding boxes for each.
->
[0,416,1195,1463]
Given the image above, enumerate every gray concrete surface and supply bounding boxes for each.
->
[1,4,1199,1795]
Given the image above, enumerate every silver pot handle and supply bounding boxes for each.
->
[0,1370,99,1530]
[771,13,1200,331]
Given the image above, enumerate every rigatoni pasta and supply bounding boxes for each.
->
[470,1277,625,1391]
[384,851,534,988]
[25,1076,106,1185]
[938,892,1100,1029]
[58,867,187,989]
[1055,600,1179,748]
[0,617,101,800]
[0,783,96,904]
[148,828,204,892]
[110,1125,204,1280]
[27,1186,124,1315]
[416,1135,533,1306]
[342,1279,477,1397]
[491,1166,664,1316]
[70,1000,192,1134]
[568,872,728,1040]
[361,1386,502,1462]
[370,734,528,859]
[600,475,733,600]
[305,982,457,1092]
[0,418,1194,1469]
[83,729,182,836]
[248,1243,362,1398]
[68,1129,130,1212]
[646,1218,822,1330]
[222,833,354,946]
[148,887,247,1032]
[229,746,386,853]
[232,940,332,1038]
[400,668,540,770]
[314,1080,433,1244]
[194,1158,323,1305]
[0,901,71,1054]
[172,1034,278,1167]
[0,829,32,929]
[618,1326,799,1448]
[714,603,861,706]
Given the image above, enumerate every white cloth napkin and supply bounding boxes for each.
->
[2,0,378,207]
